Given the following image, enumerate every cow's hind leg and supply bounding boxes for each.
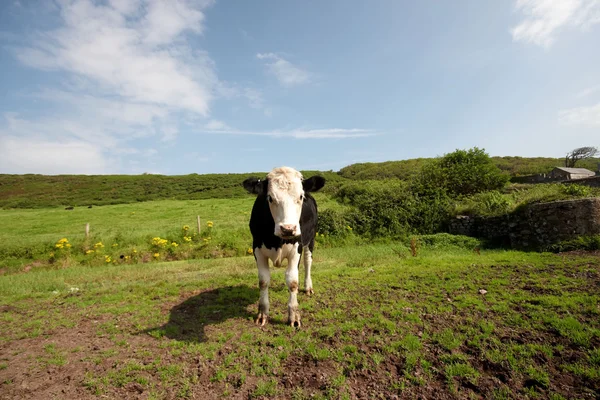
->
[303,245,314,295]
[286,248,302,327]
[255,249,270,327]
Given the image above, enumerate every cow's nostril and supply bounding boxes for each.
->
[280,225,296,236]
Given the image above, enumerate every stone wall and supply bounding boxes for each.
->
[448,197,600,250]
[563,176,600,188]
[512,174,600,186]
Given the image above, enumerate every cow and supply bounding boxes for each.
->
[243,166,325,328]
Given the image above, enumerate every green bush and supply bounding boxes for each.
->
[317,209,352,236]
[333,180,450,237]
[453,191,513,217]
[334,180,413,237]
[561,184,591,197]
[546,236,600,253]
[411,148,509,198]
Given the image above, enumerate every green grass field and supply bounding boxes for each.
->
[1,244,598,399]
[0,194,347,274]
[0,197,599,399]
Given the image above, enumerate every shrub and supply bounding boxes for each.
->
[412,148,509,198]
[334,180,414,237]
[561,184,591,197]
[546,235,600,253]
[333,179,451,236]
[453,191,513,217]
[317,209,352,236]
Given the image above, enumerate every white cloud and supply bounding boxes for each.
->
[199,127,378,139]
[575,84,600,98]
[16,0,216,115]
[216,82,267,111]
[0,136,109,174]
[256,53,310,87]
[511,0,600,48]
[204,119,230,130]
[559,102,600,125]
[3,0,217,173]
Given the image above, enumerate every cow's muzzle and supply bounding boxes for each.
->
[279,224,299,239]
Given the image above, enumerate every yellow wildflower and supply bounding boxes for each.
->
[152,237,168,247]
[183,236,192,242]
[66,243,72,248]
[247,248,253,255]
[153,253,160,258]
[86,250,94,255]
[171,242,179,247]
[132,249,137,253]
[182,225,190,231]
[347,226,352,230]
[112,243,118,247]
[94,242,104,249]
[55,243,64,249]
[207,221,214,228]
[104,256,111,263]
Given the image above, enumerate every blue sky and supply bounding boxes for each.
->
[1,0,600,175]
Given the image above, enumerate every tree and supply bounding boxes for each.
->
[412,147,509,198]
[565,146,598,168]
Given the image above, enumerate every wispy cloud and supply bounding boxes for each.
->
[511,0,600,48]
[204,119,231,130]
[0,135,110,175]
[256,53,310,87]
[3,0,217,173]
[575,85,600,98]
[16,0,217,115]
[199,127,378,139]
[558,102,600,126]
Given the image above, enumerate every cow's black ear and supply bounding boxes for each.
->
[303,176,326,193]
[243,177,267,195]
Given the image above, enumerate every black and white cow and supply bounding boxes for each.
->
[243,166,325,327]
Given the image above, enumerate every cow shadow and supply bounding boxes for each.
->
[143,285,258,343]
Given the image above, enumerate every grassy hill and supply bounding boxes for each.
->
[0,171,345,209]
[1,156,598,209]
[338,156,600,180]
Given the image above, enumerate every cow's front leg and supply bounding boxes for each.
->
[255,249,270,327]
[286,249,302,327]
[303,246,314,295]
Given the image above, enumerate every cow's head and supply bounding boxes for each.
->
[243,167,325,239]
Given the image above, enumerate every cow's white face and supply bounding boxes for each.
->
[266,167,304,238]
[243,167,326,240]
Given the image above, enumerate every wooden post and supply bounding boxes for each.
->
[85,223,90,238]
[197,215,201,234]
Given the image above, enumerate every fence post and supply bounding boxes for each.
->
[197,215,201,234]
[85,223,90,238]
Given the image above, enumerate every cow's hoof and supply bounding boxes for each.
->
[287,313,301,328]
[305,288,314,296]
[288,319,301,328]
[255,313,268,327]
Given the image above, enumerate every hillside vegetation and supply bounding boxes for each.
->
[2,155,598,209]
[0,171,345,209]
[338,156,600,180]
